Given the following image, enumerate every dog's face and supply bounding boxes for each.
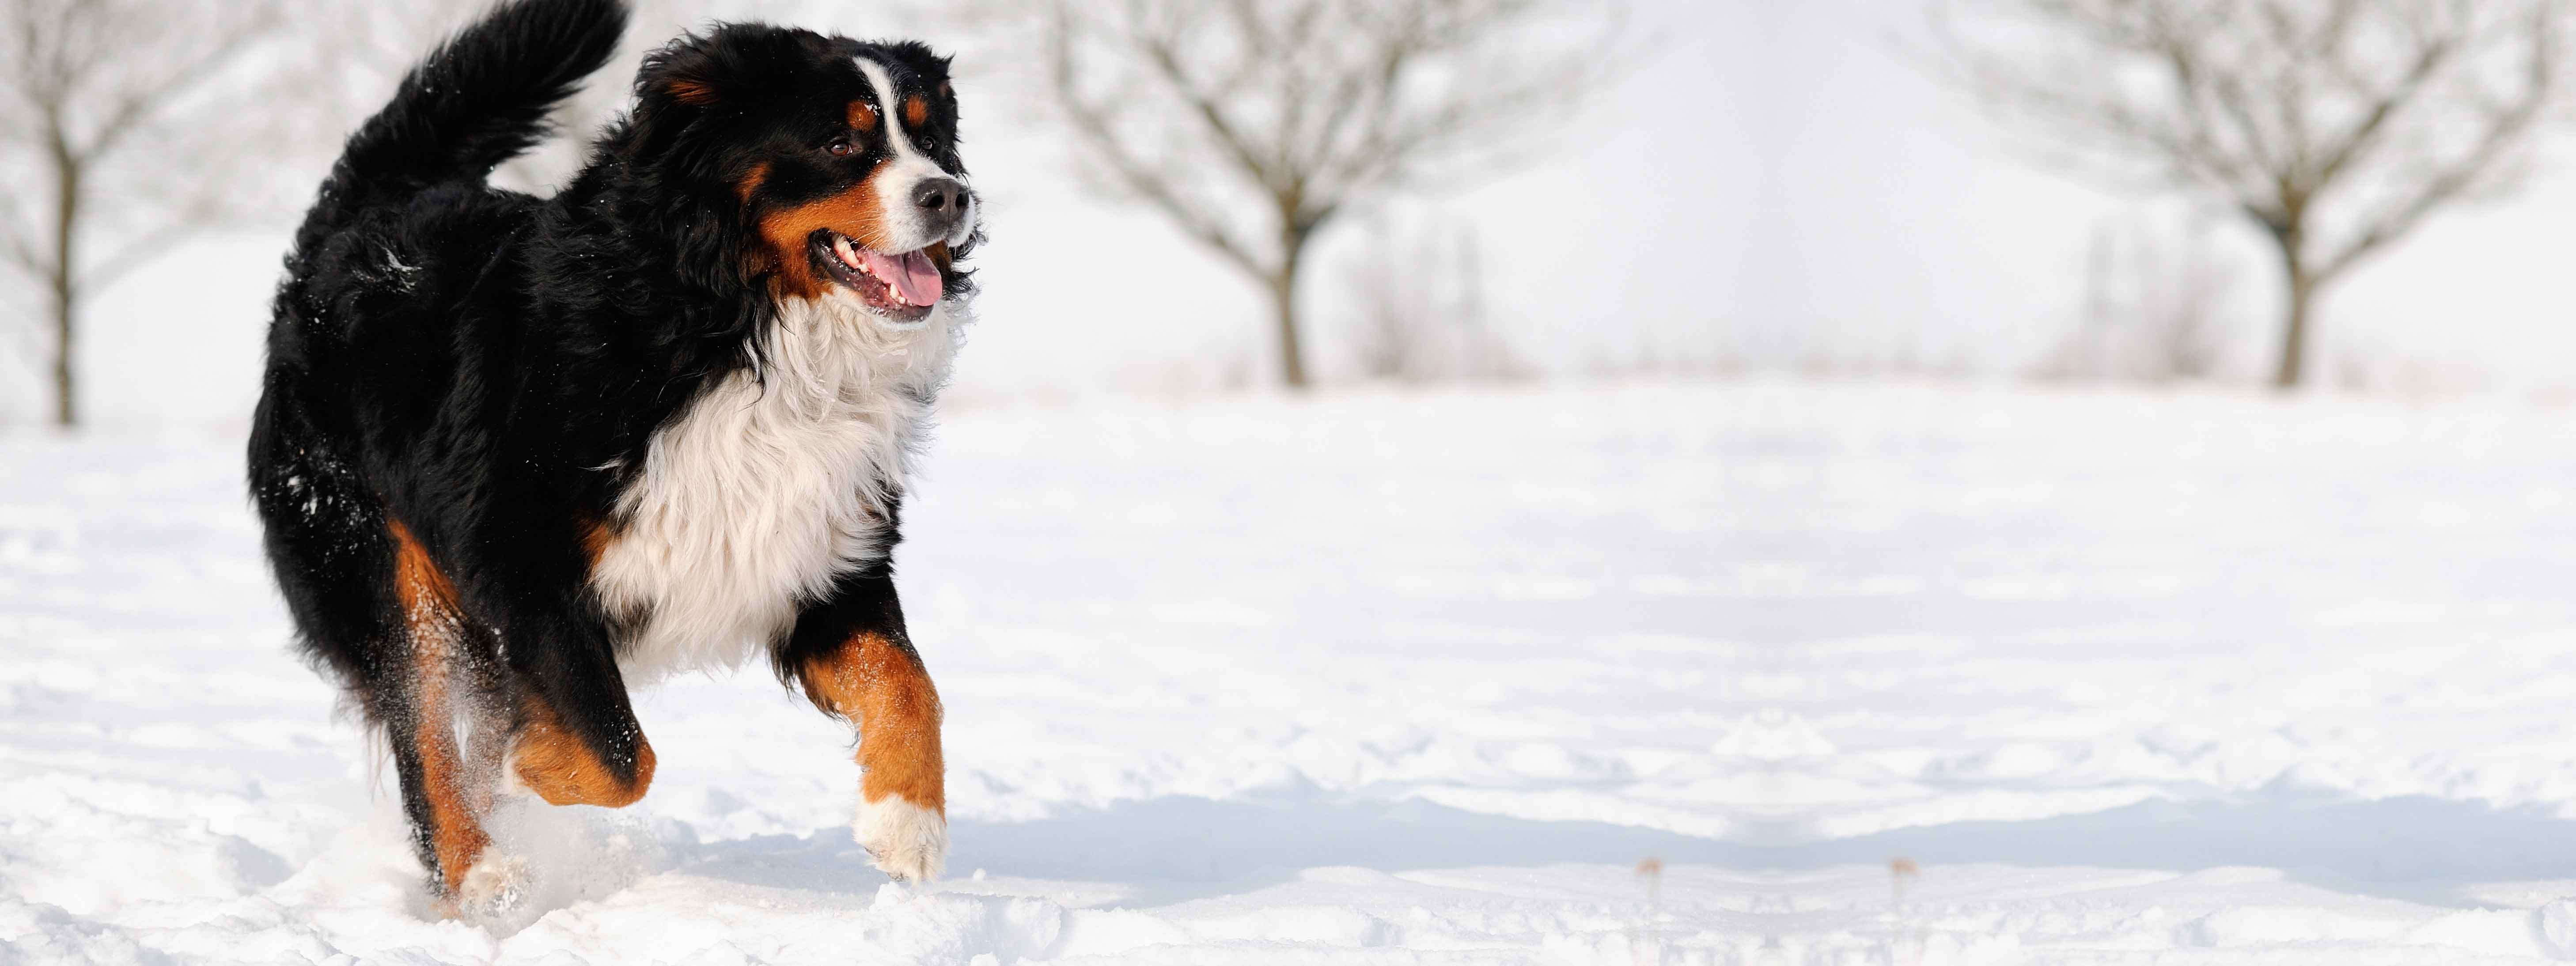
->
[636,28,977,329]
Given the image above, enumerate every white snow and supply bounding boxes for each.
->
[9,382,2576,963]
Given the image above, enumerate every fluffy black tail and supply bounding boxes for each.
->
[316,0,627,216]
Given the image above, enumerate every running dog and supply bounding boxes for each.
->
[247,0,976,913]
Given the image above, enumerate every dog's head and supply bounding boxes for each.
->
[631,25,977,330]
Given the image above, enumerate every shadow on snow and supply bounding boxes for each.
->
[682,793,1729,905]
[676,790,2576,909]
[1758,792,2576,908]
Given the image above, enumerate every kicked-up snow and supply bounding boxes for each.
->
[8,381,2576,963]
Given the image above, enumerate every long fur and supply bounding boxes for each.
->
[248,0,978,897]
[594,293,962,681]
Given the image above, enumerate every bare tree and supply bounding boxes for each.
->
[0,0,281,426]
[985,0,1616,388]
[1923,0,2571,389]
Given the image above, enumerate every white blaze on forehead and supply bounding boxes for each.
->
[854,56,966,252]
[855,57,937,169]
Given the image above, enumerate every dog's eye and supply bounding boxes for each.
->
[824,137,856,157]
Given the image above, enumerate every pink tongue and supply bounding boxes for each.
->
[861,248,943,306]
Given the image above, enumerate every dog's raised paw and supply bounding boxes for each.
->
[854,793,946,883]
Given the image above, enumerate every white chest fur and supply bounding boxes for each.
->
[591,297,958,680]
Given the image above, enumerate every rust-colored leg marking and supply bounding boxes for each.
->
[387,519,489,899]
[799,633,945,815]
[509,694,655,808]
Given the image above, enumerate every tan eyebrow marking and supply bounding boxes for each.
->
[902,95,928,128]
[849,99,879,132]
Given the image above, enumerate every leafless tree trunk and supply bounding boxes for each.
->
[45,129,78,426]
[977,0,1617,389]
[1921,0,2571,389]
[2276,236,2315,388]
[1273,218,1311,387]
[0,0,279,426]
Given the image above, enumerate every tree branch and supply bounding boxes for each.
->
[79,7,277,163]
[1126,9,1285,193]
[1045,2,1271,280]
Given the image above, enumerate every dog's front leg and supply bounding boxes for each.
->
[779,571,946,883]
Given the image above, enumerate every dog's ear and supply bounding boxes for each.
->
[628,26,804,176]
[621,29,769,294]
[636,29,732,110]
[639,24,833,112]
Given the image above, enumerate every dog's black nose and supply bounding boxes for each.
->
[913,178,966,213]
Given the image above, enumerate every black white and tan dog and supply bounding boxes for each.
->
[247,0,977,913]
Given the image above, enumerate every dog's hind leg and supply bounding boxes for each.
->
[251,405,505,911]
[779,572,946,883]
[390,515,649,917]
[382,518,504,914]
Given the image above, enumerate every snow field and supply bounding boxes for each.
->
[9,382,2576,963]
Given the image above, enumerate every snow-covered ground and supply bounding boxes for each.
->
[9,381,2576,964]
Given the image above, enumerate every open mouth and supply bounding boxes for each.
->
[811,231,943,323]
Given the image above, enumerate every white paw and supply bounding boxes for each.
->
[454,846,530,923]
[854,793,946,883]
